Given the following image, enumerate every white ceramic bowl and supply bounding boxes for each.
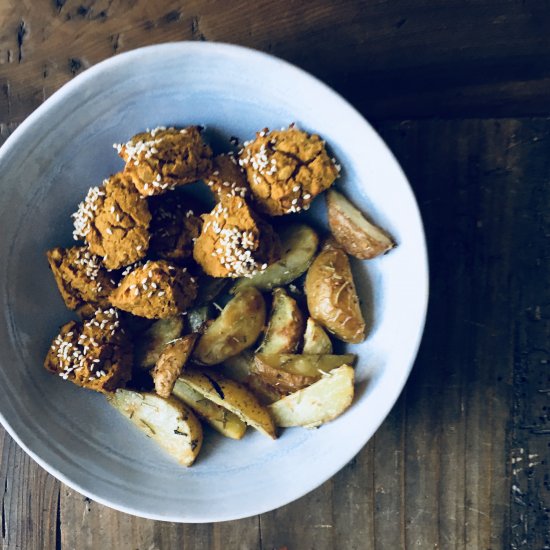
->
[0,42,428,522]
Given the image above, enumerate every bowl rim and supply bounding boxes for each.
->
[0,41,429,522]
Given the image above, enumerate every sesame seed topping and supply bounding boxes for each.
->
[72,186,103,240]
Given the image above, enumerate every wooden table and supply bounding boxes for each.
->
[1,2,549,548]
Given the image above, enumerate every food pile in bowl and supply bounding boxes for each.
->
[44,124,395,466]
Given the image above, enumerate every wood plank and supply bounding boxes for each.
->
[60,486,260,550]
[2,1,550,126]
[258,477,337,550]
[0,427,60,550]
[331,442,376,549]
[373,398,406,550]
[502,120,550,550]
[375,119,533,548]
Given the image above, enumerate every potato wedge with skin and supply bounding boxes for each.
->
[107,389,202,466]
[219,351,255,382]
[326,190,394,259]
[193,288,266,365]
[232,224,319,293]
[134,317,184,370]
[268,365,355,428]
[245,373,287,405]
[253,353,355,392]
[177,369,276,439]
[254,353,355,377]
[252,359,317,392]
[152,334,197,398]
[172,380,246,440]
[259,288,304,355]
[305,240,366,344]
[302,318,333,354]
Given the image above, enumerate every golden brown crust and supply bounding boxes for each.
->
[259,288,304,355]
[192,288,266,365]
[193,195,281,278]
[239,127,339,216]
[152,334,197,398]
[252,356,318,393]
[304,240,366,344]
[148,193,203,263]
[109,260,198,319]
[206,153,251,201]
[72,172,151,270]
[44,308,132,393]
[116,126,213,196]
[47,246,116,316]
[326,190,395,259]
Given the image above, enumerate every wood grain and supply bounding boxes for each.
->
[1,1,550,548]
[2,0,550,127]
[0,428,60,550]
[60,486,261,550]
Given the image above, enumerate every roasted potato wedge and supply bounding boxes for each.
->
[259,288,304,355]
[219,351,255,382]
[305,240,366,343]
[134,317,184,370]
[268,365,355,428]
[152,334,197,398]
[193,288,266,365]
[302,318,333,354]
[172,380,246,439]
[326,190,394,259]
[232,224,318,293]
[253,353,355,392]
[107,389,202,466]
[254,353,355,376]
[252,360,317,392]
[245,373,287,405]
[177,369,276,439]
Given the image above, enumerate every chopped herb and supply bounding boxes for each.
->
[139,419,156,434]
[204,374,225,400]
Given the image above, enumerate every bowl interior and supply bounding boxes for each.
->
[0,43,427,522]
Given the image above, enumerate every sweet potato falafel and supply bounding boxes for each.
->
[239,127,339,216]
[193,195,280,278]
